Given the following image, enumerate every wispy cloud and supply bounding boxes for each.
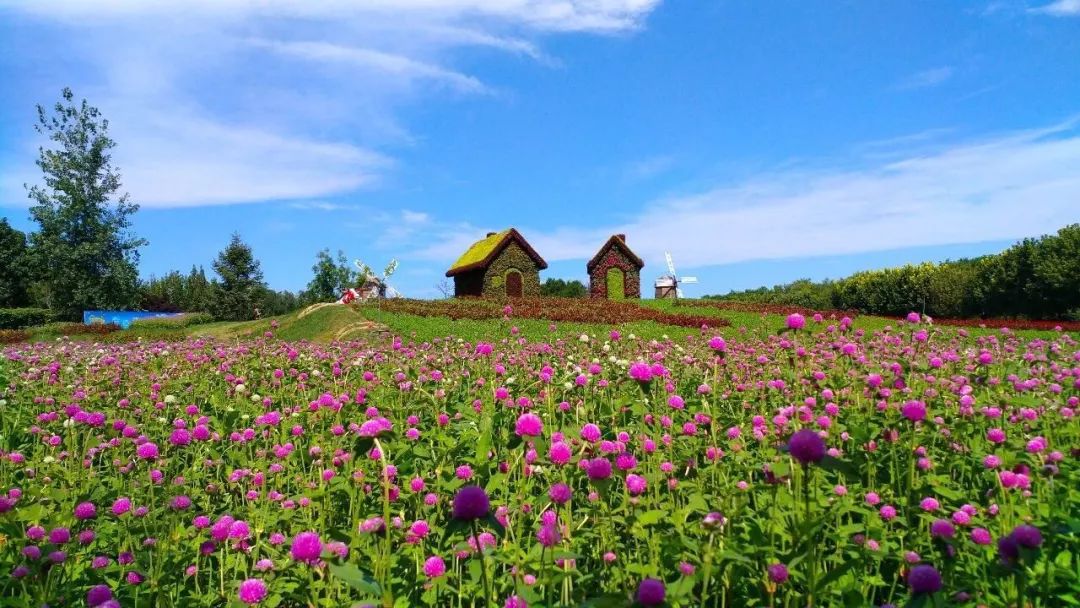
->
[0,0,661,208]
[1030,0,1080,16]
[246,39,490,94]
[625,155,676,181]
[407,119,1080,271]
[894,66,954,91]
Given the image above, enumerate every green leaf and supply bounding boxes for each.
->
[636,509,668,526]
[327,561,381,596]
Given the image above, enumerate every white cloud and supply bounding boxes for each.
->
[246,39,489,93]
[0,0,661,208]
[894,66,954,90]
[402,210,431,224]
[4,0,661,33]
[625,155,676,181]
[409,119,1080,271]
[1030,0,1080,16]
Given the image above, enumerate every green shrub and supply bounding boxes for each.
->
[129,312,213,330]
[32,322,122,336]
[0,308,56,329]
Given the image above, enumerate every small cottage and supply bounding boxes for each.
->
[446,229,547,298]
[587,234,644,299]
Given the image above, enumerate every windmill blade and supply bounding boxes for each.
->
[665,252,677,277]
[681,276,698,284]
[676,287,684,298]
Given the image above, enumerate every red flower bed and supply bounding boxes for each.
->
[368,297,730,329]
[695,300,1080,332]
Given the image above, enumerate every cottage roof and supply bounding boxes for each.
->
[586,234,644,273]
[446,228,548,277]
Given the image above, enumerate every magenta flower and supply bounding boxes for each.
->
[74,501,97,520]
[290,531,323,564]
[515,413,543,437]
[786,313,805,330]
[238,578,268,604]
[423,555,447,578]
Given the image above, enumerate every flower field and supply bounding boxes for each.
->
[0,312,1077,608]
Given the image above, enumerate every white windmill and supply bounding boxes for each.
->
[654,252,698,300]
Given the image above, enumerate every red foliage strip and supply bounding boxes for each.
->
[370,297,730,329]
[695,300,1080,332]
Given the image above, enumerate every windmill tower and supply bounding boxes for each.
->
[654,252,697,300]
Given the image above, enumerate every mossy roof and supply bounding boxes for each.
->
[587,234,644,272]
[446,228,548,277]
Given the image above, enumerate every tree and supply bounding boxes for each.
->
[301,249,357,305]
[211,233,265,321]
[26,88,145,319]
[540,278,587,298]
[0,219,31,307]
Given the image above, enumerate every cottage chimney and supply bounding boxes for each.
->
[616,234,626,242]
[486,232,497,237]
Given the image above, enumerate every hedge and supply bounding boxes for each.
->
[129,312,214,330]
[0,308,56,329]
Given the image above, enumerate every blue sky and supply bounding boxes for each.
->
[2,0,1079,298]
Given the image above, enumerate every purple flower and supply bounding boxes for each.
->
[585,458,613,481]
[786,313,805,330]
[238,578,268,604]
[136,442,159,460]
[625,474,647,495]
[48,527,71,544]
[629,362,653,383]
[767,563,789,584]
[901,401,927,423]
[74,501,97,520]
[536,524,561,547]
[1011,524,1043,548]
[423,555,446,578]
[87,585,113,607]
[549,483,572,505]
[452,486,490,521]
[930,519,955,539]
[907,564,942,594]
[515,413,543,437]
[290,531,323,564]
[635,578,666,606]
[787,429,826,465]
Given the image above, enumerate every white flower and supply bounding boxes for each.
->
[164,395,177,404]
[579,334,590,343]
[63,418,75,428]
[235,384,247,393]
[43,456,56,464]
[602,344,611,353]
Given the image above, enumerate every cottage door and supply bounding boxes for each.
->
[606,268,625,300]
[505,270,523,297]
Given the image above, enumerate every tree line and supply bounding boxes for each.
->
[705,223,1080,320]
[0,89,370,324]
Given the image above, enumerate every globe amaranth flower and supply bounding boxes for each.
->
[786,313,805,330]
[549,483,572,505]
[290,531,323,564]
[907,564,942,594]
[536,524,561,547]
[787,429,826,465]
[452,486,490,521]
[584,458,613,481]
[625,474,647,495]
[238,578,268,604]
[767,563,789,584]
[136,442,159,460]
[74,501,97,520]
[87,584,113,607]
[423,555,447,578]
[635,578,666,606]
[515,413,543,437]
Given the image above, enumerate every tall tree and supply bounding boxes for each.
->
[0,218,31,307]
[301,249,358,304]
[26,88,146,319]
[211,233,265,321]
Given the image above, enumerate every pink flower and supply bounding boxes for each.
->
[515,413,543,437]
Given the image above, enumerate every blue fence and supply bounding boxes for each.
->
[82,310,183,329]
